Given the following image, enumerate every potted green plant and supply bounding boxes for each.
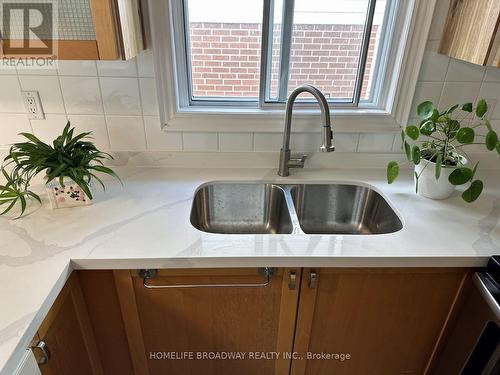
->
[0,121,120,217]
[387,99,500,202]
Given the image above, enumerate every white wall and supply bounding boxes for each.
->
[0,0,498,155]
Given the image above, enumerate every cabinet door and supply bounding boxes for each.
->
[33,274,104,375]
[291,268,468,375]
[439,0,500,66]
[114,268,301,375]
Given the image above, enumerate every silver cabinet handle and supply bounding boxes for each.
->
[139,268,276,289]
[309,271,317,289]
[32,340,49,365]
[289,271,297,290]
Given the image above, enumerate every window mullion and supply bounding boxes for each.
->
[353,0,377,106]
[277,0,295,102]
[259,0,274,107]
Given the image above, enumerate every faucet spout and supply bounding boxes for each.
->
[278,84,335,177]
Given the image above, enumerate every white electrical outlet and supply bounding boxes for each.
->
[21,91,45,120]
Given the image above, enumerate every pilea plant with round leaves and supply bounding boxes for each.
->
[0,121,120,217]
[387,99,500,202]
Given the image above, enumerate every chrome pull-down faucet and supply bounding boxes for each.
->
[278,84,335,177]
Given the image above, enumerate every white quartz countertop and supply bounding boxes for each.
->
[1,166,499,374]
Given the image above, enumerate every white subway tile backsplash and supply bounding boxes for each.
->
[69,115,110,150]
[57,61,97,76]
[418,41,449,82]
[484,67,500,83]
[137,50,155,78]
[100,77,142,116]
[411,82,443,111]
[446,58,486,82]
[182,132,218,152]
[59,76,103,114]
[139,78,159,116]
[334,133,359,152]
[107,116,147,151]
[30,114,69,144]
[0,65,17,75]
[16,66,57,76]
[358,134,396,152]
[0,76,25,113]
[218,132,253,152]
[253,133,282,152]
[97,59,138,77]
[18,75,65,114]
[439,82,481,112]
[144,116,183,151]
[0,113,32,147]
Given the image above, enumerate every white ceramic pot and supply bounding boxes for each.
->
[46,177,93,209]
[414,159,456,200]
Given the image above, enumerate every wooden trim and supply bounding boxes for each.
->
[423,271,471,374]
[70,274,105,375]
[275,268,302,375]
[89,0,120,60]
[37,281,71,338]
[113,270,149,375]
[115,0,145,59]
[290,268,318,375]
[1,40,99,60]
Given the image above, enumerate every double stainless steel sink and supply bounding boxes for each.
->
[190,182,402,235]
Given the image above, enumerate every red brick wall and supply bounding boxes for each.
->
[190,23,378,100]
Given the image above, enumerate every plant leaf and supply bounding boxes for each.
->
[404,141,412,162]
[486,130,499,151]
[456,127,475,144]
[462,103,473,112]
[405,125,420,140]
[414,171,419,194]
[417,101,438,120]
[448,167,473,185]
[462,180,483,203]
[412,146,421,165]
[445,104,459,114]
[435,154,442,179]
[476,99,488,118]
[387,161,399,184]
[420,120,436,136]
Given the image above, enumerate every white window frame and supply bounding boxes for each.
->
[147,0,437,133]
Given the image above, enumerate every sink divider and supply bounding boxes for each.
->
[279,185,305,235]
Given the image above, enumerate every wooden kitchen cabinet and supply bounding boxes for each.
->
[0,0,143,60]
[290,268,468,375]
[113,268,301,375]
[31,273,104,375]
[28,267,469,375]
[440,0,500,67]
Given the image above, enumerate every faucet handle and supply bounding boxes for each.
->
[288,154,307,169]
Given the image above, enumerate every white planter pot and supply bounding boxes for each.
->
[46,177,93,209]
[414,159,456,200]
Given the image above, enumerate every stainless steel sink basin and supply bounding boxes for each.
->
[190,182,402,235]
[190,183,293,234]
[290,184,403,234]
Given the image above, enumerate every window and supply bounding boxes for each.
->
[150,0,437,131]
[181,0,389,106]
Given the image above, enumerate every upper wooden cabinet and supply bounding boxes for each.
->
[0,0,144,60]
[439,0,500,67]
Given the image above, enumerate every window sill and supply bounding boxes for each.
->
[162,107,400,134]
